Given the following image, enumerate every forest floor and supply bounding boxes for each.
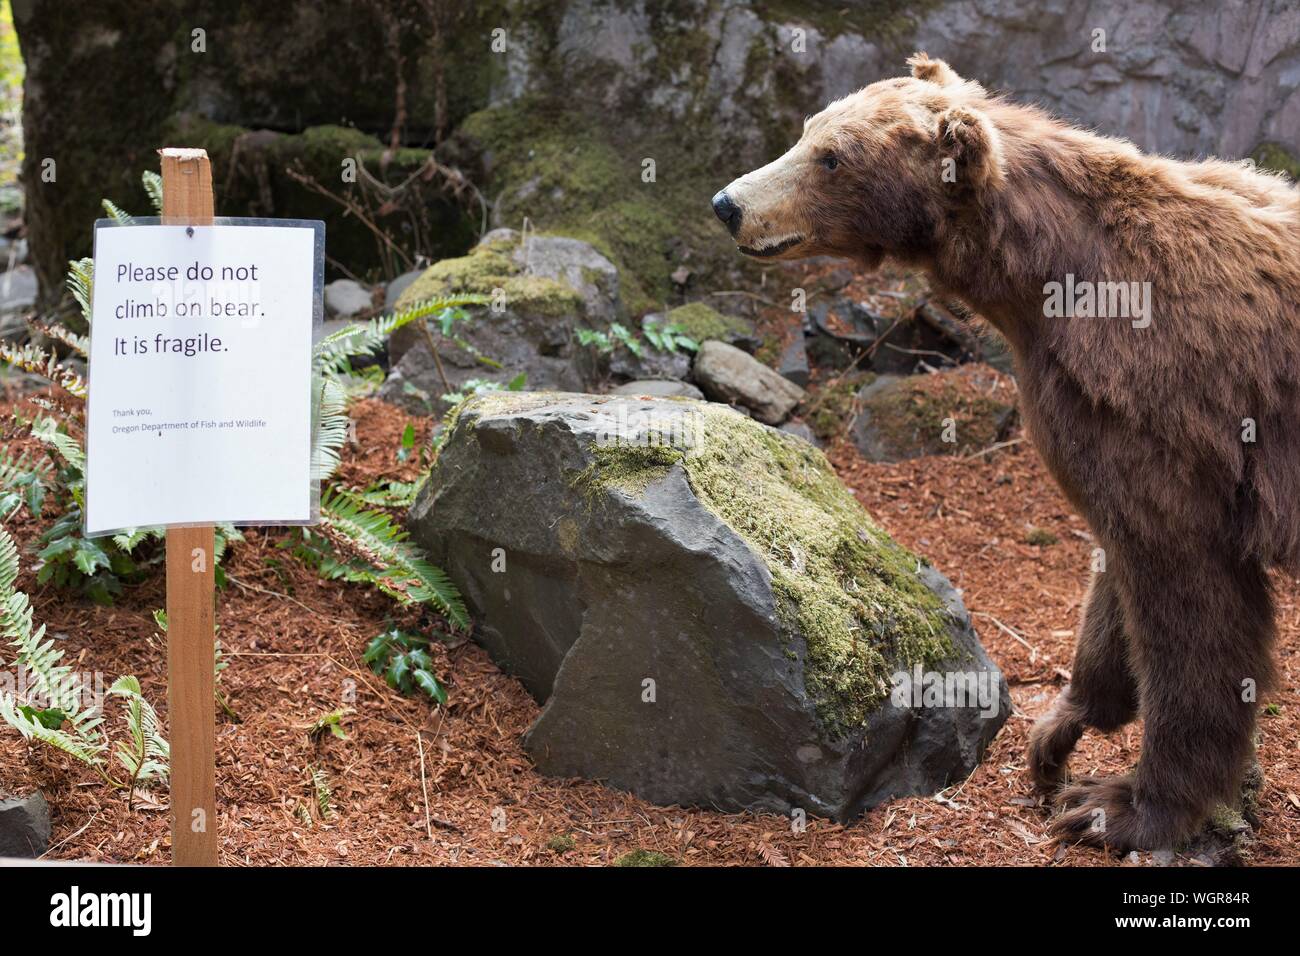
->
[2,382,1298,867]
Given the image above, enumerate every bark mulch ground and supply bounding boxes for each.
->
[1,387,1297,867]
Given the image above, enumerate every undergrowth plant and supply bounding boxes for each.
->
[0,524,168,801]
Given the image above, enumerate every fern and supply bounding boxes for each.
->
[315,491,467,628]
[0,341,88,398]
[66,257,93,325]
[101,199,133,225]
[0,525,166,790]
[142,170,163,215]
[314,294,489,375]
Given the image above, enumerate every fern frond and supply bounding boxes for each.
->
[67,258,93,327]
[101,199,133,225]
[31,417,87,473]
[0,522,19,598]
[313,295,489,373]
[142,170,163,215]
[110,675,169,782]
[0,340,88,399]
[0,695,107,765]
[311,376,350,484]
[318,491,468,628]
[30,320,89,358]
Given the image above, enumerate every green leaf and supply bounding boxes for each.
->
[19,705,67,730]
[386,653,410,690]
[413,669,448,705]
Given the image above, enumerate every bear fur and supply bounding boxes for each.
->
[714,53,1300,851]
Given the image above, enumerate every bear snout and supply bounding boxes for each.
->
[711,189,742,235]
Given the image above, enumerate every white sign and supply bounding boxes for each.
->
[84,221,322,536]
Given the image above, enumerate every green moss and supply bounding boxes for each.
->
[455,100,756,316]
[752,0,942,40]
[1025,527,1059,547]
[574,401,953,737]
[863,378,1008,457]
[546,833,576,853]
[395,235,582,318]
[615,849,677,867]
[807,373,875,442]
[1250,141,1300,181]
[573,443,686,499]
[657,303,753,343]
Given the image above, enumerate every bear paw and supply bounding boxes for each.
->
[1026,708,1083,793]
[1050,775,1171,852]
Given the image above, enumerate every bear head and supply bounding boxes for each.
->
[711,53,1005,271]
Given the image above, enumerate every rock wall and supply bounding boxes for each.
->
[14,0,1299,303]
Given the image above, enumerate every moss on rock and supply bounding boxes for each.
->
[455,100,758,316]
[568,398,953,736]
[857,366,1016,461]
[657,302,753,344]
[1251,141,1300,181]
[394,234,582,318]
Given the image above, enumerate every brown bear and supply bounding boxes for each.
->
[712,53,1300,851]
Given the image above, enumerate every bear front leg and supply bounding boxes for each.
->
[1028,570,1138,791]
[1052,548,1274,852]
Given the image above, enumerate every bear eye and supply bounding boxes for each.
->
[820,153,839,171]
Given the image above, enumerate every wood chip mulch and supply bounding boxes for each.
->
[1,393,1297,867]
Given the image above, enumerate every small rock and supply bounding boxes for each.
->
[324,278,374,319]
[778,331,810,386]
[0,791,51,858]
[0,264,37,313]
[693,340,806,425]
[611,379,704,400]
[384,269,424,309]
[779,420,821,447]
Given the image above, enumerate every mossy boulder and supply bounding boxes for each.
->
[380,229,619,410]
[409,392,1008,820]
[852,366,1017,462]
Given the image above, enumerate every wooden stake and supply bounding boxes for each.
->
[159,148,218,867]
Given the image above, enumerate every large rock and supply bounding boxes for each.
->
[693,340,806,425]
[380,230,619,410]
[409,392,1008,821]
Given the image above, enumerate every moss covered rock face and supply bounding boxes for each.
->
[410,392,1008,820]
[379,229,620,410]
[852,365,1018,462]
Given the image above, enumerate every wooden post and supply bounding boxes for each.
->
[159,148,218,867]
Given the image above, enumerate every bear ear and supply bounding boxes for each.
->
[907,52,963,87]
[936,106,1006,191]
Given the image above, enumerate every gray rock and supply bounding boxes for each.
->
[323,278,374,319]
[0,265,37,313]
[779,420,821,448]
[607,340,692,384]
[612,379,704,400]
[510,234,621,326]
[693,340,806,425]
[380,231,623,412]
[0,791,51,858]
[778,331,811,387]
[384,269,424,309]
[409,392,1008,821]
